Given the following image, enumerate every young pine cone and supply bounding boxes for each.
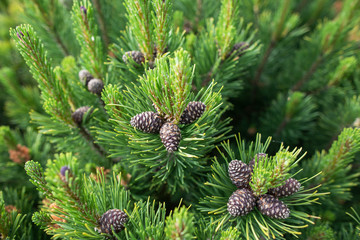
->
[78,69,93,86]
[122,51,145,65]
[179,101,206,125]
[87,78,104,95]
[226,42,249,58]
[160,122,181,152]
[227,188,256,217]
[130,111,164,133]
[228,160,251,188]
[249,153,267,173]
[99,209,128,236]
[257,195,290,219]
[71,106,92,125]
[268,178,301,197]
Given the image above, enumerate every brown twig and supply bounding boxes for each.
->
[252,41,276,86]
[78,125,108,159]
[291,56,323,91]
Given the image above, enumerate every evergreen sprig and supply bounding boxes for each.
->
[215,0,238,60]
[250,145,305,197]
[164,205,195,239]
[302,127,360,201]
[28,153,130,239]
[346,208,360,237]
[121,199,166,240]
[193,17,260,97]
[140,48,193,122]
[198,134,325,239]
[20,0,78,61]
[260,91,318,146]
[152,0,172,57]
[10,24,75,125]
[0,192,26,240]
[71,0,106,79]
[123,0,154,61]
[24,160,52,199]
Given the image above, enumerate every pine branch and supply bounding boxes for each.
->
[72,0,106,79]
[92,0,110,49]
[252,40,275,86]
[291,55,323,91]
[10,25,75,125]
[216,0,238,60]
[78,125,107,159]
[152,0,172,57]
[198,134,325,239]
[30,0,70,56]
[302,128,360,200]
[124,0,154,61]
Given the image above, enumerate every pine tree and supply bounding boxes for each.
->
[1,0,360,239]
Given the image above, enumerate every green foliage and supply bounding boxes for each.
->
[305,222,336,240]
[0,191,27,239]
[100,76,231,193]
[10,24,75,125]
[121,199,166,240]
[164,206,195,239]
[220,226,242,240]
[250,145,304,196]
[346,208,360,238]
[259,91,318,146]
[215,0,238,60]
[72,0,106,79]
[19,0,78,62]
[140,49,193,122]
[2,0,360,239]
[302,128,360,201]
[123,0,154,61]
[27,153,130,239]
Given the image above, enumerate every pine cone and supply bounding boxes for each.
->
[228,160,251,188]
[179,101,206,125]
[71,106,92,124]
[122,51,145,65]
[130,111,164,133]
[79,69,93,86]
[226,42,249,58]
[257,195,290,219]
[268,178,301,197]
[99,209,128,235]
[227,188,256,217]
[249,153,267,172]
[160,122,181,152]
[60,166,70,176]
[87,78,104,95]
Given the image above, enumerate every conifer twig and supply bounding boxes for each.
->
[252,41,275,86]
[78,125,107,159]
[60,177,98,224]
[291,55,323,91]
[31,0,70,56]
[92,0,110,49]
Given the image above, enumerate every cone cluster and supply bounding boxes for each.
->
[78,69,104,95]
[99,209,128,236]
[130,101,206,152]
[227,153,301,219]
